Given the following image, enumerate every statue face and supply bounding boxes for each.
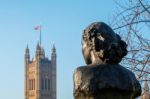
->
[82,22,127,65]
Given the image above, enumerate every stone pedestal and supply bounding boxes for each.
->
[73,64,141,99]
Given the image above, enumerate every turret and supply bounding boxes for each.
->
[51,44,56,60]
[51,44,56,99]
[36,42,41,59]
[41,47,45,58]
[36,42,45,60]
[25,45,30,62]
[24,45,30,99]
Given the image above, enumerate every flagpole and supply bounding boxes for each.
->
[40,25,41,46]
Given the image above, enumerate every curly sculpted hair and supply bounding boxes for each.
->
[82,22,127,64]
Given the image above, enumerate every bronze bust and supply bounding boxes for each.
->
[74,22,141,99]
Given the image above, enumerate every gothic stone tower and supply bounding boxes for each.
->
[24,43,56,99]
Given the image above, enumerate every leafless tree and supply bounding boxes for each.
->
[110,0,150,84]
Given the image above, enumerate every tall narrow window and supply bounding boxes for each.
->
[41,79,42,90]
[34,79,35,90]
[45,79,47,90]
[32,79,34,90]
[33,79,35,90]
[29,80,31,90]
[29,79,35,90]
[41,79,44,90]
[29,79,32,90]
[43,79,45,90]
[48,79,50,90]
[31,80,33,90]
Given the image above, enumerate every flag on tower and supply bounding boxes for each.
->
[34,25,41,31]
[34,25,42,46]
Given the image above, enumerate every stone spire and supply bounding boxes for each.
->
[51,44,56,59]
[25,45,30,61]
[36,42,45,59]
[51,44,56,99]
[52,44,56,53]
[24,45,30,99]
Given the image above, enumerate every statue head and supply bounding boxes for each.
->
[82,22,127,65]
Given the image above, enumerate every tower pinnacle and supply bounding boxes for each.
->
[51,44,56,59]
[36,42,45,59]
[52,44,56,53]
[25,45,29,54]
[25,45,30,61]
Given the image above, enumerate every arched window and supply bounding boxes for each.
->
[29,80,31,90]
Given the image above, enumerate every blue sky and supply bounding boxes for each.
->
[0,0,116,99]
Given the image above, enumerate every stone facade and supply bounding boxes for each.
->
[25,43,56,99]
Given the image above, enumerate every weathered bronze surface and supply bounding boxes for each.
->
[74,22,141,99]
[74,64,141,99]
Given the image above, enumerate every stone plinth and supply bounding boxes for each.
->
[73,64,141,99]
